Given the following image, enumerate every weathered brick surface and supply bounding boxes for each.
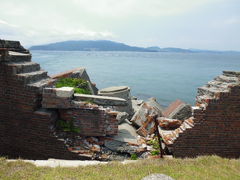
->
[0,41,91,160]
[1,40,119,159]
[42,88,72,109]
[59,109,118,136]
[42,87,119,136]
[172,83,240,158]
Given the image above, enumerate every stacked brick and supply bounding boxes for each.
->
[42,87,73,109]
[170,71,240,158]
[59,109,118,136]
[0,40,95,160]
[42,87,118,136]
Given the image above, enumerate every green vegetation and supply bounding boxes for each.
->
[0,156,239,180]
[57,119,80,133]
[151,150,160,156]
[130,154,138,160]
[147,137,161,155]
[147,137,159,149]
[55,78,91,94]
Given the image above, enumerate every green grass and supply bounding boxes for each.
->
[55,78,91,94]
[0,156,239,180]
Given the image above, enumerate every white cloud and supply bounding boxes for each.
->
[0,0,238,50]
[0,19,18,27]
[71,0,218,17]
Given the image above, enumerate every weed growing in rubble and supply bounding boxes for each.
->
[56,78,91,94]
[148,137,161,156]
[148,137,159,149]
[57,119,80,133]
[151,150,160,156]
[130,154,138,160]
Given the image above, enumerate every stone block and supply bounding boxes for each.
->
[98,86,133,115]
[131,98,163,136]
[112,123,138,144]
[131,98,163,127]
[56,87,74,98]
[99,86,130,100]
[131,99,144,114]
[163,99,192,120]
[116,112,129,124]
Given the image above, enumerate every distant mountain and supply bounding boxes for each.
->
[30,40,240,53]
[30,40,155,52]
[159,47,192,53]
[146,46,161,51]
[147,46,240,53]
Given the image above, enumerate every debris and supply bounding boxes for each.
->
[98,86,134,115]
[104,139,138,154]
[158,117,194,145]
[131,98,163,137]
[116,112,129,124]
[131,98,163,127]
[112,123,138,144]
[136,127,149,137]
[103,123,153,155]
[163,99,192,120]
[131,99,144,114]
[139,152,151,159]
[98,86,130,100]
[158,117,182,130]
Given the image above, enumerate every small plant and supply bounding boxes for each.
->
[55,78,91,94]
[57,119,80,133]
[130,153,138,160]
[151,150,160,156]
[147,137,160,149]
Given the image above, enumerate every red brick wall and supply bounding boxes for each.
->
[172,85,240,158]
[0,59,89,160]
[59,109,118,136]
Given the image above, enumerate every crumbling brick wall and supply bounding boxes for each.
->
[0,40,116,160]
[171,72,240,158]
[0,42,87,159]
[41,87,118,136]
[59,109,118,136]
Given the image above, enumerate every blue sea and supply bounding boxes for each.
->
[31,51,240,107]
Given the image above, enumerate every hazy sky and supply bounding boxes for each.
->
[0,0,239,50]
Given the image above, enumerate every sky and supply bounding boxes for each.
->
[0,0,239,51]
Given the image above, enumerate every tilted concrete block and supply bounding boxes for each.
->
[163,99,192,121]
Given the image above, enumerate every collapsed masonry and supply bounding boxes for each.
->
[161,71,240,158]
[0,40,122,160]
[0,40,239,160]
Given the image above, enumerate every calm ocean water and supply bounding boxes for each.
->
[31,51,240,107]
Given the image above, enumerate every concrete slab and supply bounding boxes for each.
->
[99,86,129,93]
[56,87,74,98]
[74,93,127,106]
[113,123,138,144]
